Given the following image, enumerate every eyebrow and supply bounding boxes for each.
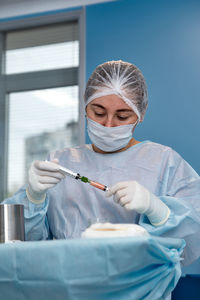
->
[91,104,133,113]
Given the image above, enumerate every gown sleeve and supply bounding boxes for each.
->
[2,186,51,241]
[139,148,200,266]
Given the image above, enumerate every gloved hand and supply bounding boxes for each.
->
[26,159,65,204]
[106,181,170,226]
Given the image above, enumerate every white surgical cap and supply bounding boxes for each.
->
[84,60,148,122]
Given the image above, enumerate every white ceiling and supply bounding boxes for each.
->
[0,0,115,19]
[0,0,23,4]
[0,0,114,7]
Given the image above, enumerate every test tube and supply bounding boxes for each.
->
[89,180,109,192]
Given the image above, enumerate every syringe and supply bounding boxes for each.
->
[58,165,109,192]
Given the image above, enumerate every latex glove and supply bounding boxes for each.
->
[26,159,65,204]
[106,181,170,226]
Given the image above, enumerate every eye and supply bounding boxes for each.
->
[117,115,129,120]
[94,112,105,117]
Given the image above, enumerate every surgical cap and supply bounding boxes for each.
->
[84,60,148,121]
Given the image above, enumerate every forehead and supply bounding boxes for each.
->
[88,94,133,111]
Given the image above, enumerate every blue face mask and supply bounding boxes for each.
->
[87,117,137,152]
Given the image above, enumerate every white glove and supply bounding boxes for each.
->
[26,159,65,204]
[106,181,170,226]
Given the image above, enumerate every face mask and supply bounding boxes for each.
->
[87,117,137,152]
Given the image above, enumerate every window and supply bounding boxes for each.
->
[8,87,79,193]
[5,23,79,74]
[0,11,85,198]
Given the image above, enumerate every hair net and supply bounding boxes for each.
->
[84,60,148,121]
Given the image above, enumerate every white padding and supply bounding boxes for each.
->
[82,223,149,238]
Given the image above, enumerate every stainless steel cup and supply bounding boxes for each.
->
[0,204,25,243]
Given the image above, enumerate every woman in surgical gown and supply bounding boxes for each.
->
[4,60,200,270]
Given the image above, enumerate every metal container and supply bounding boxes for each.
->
[0,204,25,243]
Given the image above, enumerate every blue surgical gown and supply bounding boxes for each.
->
[4,141,200,266]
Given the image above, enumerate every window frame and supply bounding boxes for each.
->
[0,8,85,199]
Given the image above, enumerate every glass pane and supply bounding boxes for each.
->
[7,86,79,195]
[6,41,79,74]
[5,22,79,74]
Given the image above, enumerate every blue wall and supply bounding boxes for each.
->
[85,0,200,175]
